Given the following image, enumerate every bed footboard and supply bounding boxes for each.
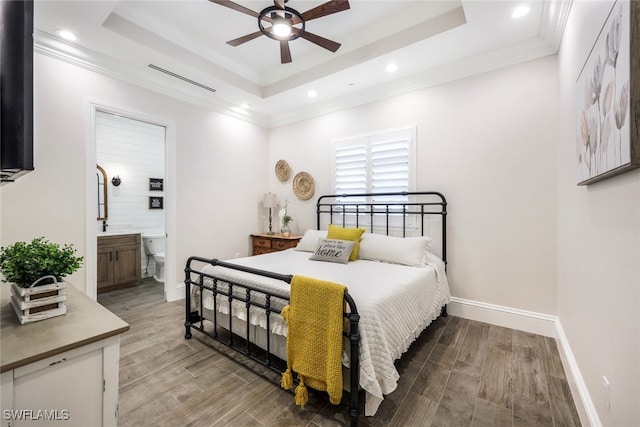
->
[184,256,362,426]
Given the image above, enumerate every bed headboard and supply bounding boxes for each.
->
[316,191,447,264]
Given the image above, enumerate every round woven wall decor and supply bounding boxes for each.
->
[275,160,291,182]
[292,172,315,201]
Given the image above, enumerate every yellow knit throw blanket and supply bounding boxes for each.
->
[280,275,346,408]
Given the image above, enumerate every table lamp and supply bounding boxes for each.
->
[263,193,277,235]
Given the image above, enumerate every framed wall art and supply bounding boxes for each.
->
[149,196,163,210]
[576,0,639,185]
[149,178,164,191]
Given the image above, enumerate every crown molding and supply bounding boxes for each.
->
[540,0,574,51]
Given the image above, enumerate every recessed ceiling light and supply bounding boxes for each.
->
[307,90,317,98]
[385,62,398,73]
[55,29,77,41]
[511,5,530,19]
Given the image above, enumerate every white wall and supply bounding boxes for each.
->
[557,1,640,425]
[269,56,559,315]
[0,53,269,300]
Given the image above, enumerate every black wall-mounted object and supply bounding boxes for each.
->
[1,0,34,184]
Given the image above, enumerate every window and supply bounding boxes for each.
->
[332,127,415,202]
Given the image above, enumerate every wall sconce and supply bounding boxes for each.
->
[111,175,121,186]
[263,193,277,235]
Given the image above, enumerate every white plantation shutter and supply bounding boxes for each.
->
[371,139,410,196]
[332,128,414,202]
[334,143,367,198]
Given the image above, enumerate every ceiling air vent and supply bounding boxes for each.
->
[148,64,216,93]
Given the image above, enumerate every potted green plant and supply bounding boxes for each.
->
[0,237,83,288]
[280,200,293,237]
[0,237,83,323]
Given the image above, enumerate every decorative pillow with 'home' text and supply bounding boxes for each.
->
[309,239,356,264]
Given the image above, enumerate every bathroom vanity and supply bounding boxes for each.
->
[97,233,141,294]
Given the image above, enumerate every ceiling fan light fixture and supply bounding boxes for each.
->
[214,0,350,63]
[273,20,292,38]
[259,6,302,42]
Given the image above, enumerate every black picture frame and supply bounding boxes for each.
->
[149,196,163,210]
[149,178,163,191]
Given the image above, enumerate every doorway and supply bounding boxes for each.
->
[85,103,175,304]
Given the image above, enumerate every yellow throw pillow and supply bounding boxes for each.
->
[327,224,365,261]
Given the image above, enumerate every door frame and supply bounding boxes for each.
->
[85,100,176,301]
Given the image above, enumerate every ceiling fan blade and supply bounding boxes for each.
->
[273,0,286,9]
[280,40,292,63]
[208,0,259,18]
[295,0,350,24]
[227,31,264,47]
[298,30,341,52]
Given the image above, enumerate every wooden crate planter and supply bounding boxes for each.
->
[10,277,67,324]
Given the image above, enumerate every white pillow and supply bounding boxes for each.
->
[358,234,432,267]
[294,229,328,252]
[309,239,355,264]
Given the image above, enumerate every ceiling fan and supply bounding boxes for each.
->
[209,0,350,64]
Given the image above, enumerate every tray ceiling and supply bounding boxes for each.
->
[34,1,570,127]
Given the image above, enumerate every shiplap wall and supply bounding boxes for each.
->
[96,110,166,278]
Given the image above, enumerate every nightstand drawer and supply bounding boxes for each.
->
[273,240,297,250]
[253,247,273,255]
[250,234,301,256]
[254,238,272,249]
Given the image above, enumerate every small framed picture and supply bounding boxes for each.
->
[149,178,164,191]
[149,196,163,210]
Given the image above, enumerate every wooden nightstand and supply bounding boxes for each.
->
[251,233,301,256]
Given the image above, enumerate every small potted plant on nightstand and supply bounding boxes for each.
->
[280,200,293,237]
[0,237,83,324]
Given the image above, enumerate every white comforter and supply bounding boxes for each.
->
[196,249,450,415]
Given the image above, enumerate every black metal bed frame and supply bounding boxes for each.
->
[184,191,447,426]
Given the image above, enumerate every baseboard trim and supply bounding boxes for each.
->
[447,297,599,427]
[447,297,557,337]
[554,319,602,427]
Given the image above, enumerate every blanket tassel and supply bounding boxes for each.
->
[281,368,293,390]
[295,378,309,408]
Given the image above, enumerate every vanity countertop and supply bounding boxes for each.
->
[98,230,141,237]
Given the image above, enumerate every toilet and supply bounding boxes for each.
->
[142,234,165,282]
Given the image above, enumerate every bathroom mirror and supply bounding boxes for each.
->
[97,165,108,220]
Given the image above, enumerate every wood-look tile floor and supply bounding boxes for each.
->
[99,284,581,427]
